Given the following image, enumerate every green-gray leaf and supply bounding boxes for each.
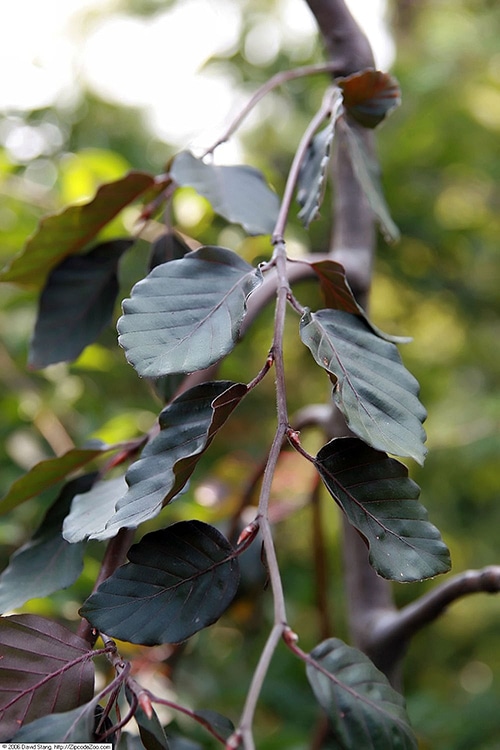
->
[297,91,342,228]
[101,381,247,535]
[0,474,95,613]
[118,246,263,378]
[339,118,400,243]
[306,638,417,750]
[316,438,451,581]
[170,151,279,235]
[300,308,427,465]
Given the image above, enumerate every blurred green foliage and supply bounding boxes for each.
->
[0,0,499,747]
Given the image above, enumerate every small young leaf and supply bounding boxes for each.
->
[0,171,154,288]
[80,521,240,646]
[100,381,247,536]
[308,259,411,344]
[309,259,364,315]
[316,438,451,581]
[339,118,400,243]
[338,69,401,128]
[0,474,96,613]
[300,309,427,465]
[0,443,120,515]
[118,246,263,378]
[10,697,101,742]
[126,688,170,750]
[29,239,133,369]
[0,614,94,740]
[306,638,417,750]
[62,475,128,543]
[297,91,342,227]
[170,151,279,235]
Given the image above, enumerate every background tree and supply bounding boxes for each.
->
[0,1,499,748]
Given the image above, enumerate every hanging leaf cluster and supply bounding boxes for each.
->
[0,61,452,749]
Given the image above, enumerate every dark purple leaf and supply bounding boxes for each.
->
[0,171,155,288]
[80,521,240,645]
[338,69,401,129]
[300,309,427,464]
[316,438,451,581]
[101,381,247,535]
[0,614,94,740]
[28,239,132,369]
[307,638,416,749]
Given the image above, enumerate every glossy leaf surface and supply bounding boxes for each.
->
[0,614,94,740]
[0,171,154,288]
[170,151,279,235]
[118,246,263,378]
[300,309,427,464]
[102,381,247,534]
[0,474,95,613]
[339,118,399,243]
[62,475,128,543]
[80,521,240,645]
[306,638,417,749]
[29,239,132,369]
[0,444,119,515]
[316,438,451,581]
[338,70,401,128]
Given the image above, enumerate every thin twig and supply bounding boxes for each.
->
[203,62,346,157]
[368,566,500,671]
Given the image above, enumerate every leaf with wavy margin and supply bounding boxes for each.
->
[170,151,279,235]
[300,309,427,464]
[316,438,451,581]
[296,91,342,227]
[80,521,240,645]
[62,475,128,543]
[306,638,417,750]
[100,381,247,536]
[118,246,263,378]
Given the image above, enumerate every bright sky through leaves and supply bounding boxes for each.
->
[0,0,394,155]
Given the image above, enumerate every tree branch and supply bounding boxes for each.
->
[366,566,500,676]
[305,0,398,674]
[305,0,375,76]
